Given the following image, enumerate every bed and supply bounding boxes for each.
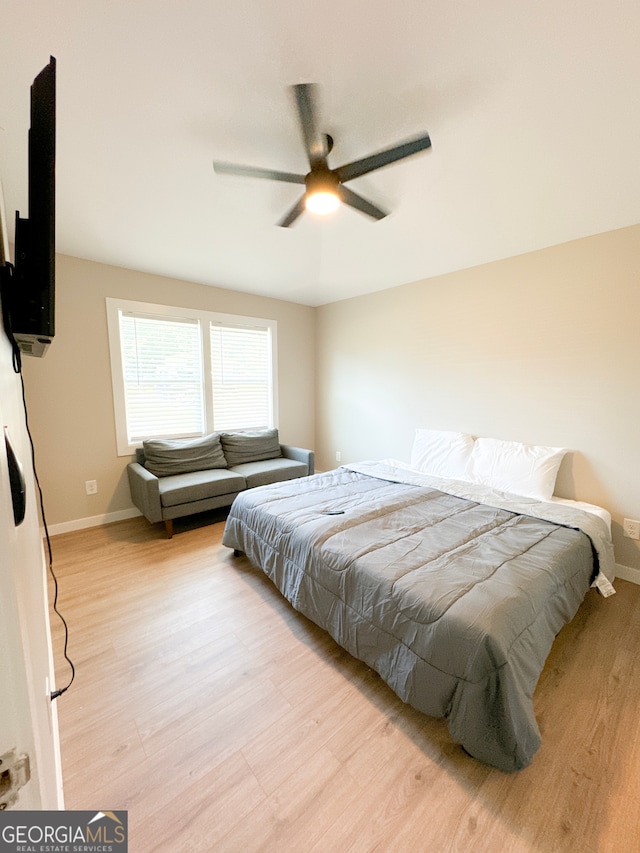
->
[221,437,616,772]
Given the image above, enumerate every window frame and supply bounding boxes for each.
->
[106,297,279,456]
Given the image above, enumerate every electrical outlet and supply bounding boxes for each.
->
[85,480,98,495]
[623,518,640,540]
[336,451,341,462]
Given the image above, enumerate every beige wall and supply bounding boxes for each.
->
[20,225,640,574]
[316,224,640,573]
[21,254,316,528]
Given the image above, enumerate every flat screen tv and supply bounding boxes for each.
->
[1,56,56,359]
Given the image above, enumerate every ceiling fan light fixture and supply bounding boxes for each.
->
[305,190,340,215]
[304,169,340,215]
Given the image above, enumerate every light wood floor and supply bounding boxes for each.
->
[48,512,640,852]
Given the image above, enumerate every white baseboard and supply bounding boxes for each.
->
[614,563,640,586]
[48,507,142,537]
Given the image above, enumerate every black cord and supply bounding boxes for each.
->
[18,370,75,700]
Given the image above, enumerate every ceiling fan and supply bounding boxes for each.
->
[213,83,432,227]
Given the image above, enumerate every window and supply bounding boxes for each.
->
[107,298,278,455]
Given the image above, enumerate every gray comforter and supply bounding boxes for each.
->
[222,463,611,772]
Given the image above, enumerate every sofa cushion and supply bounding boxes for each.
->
[221,429,282,466]
[232,458,308,489]
[158,468,245,508]
[143,433,227,477]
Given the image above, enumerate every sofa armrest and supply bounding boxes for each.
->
[127,461,163,523]
[280,444,315,475]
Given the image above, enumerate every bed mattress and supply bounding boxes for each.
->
[222,461,614,771]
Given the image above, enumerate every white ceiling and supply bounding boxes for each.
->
[1,1,639,307]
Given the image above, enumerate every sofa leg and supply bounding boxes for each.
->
[165,519,174,539]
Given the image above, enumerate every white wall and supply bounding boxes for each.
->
[0,294,63,809]
[316,224,640,574]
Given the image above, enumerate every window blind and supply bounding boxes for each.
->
[210,324,271,431]
[120,313,204,442]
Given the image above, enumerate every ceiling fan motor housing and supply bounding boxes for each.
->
[305,168,340,195]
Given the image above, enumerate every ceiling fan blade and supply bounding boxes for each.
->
[276,195,307,228]
[213,161,306,184]
[292,83,327,169]
[335,133,432,183]
[337,186,388,221]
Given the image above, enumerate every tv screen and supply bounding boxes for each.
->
[6,56,56,358]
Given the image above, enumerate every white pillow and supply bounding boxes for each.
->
[466,437,566,500]
[410,428,475,481]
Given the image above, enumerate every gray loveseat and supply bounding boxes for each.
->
[127,429,314,538]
